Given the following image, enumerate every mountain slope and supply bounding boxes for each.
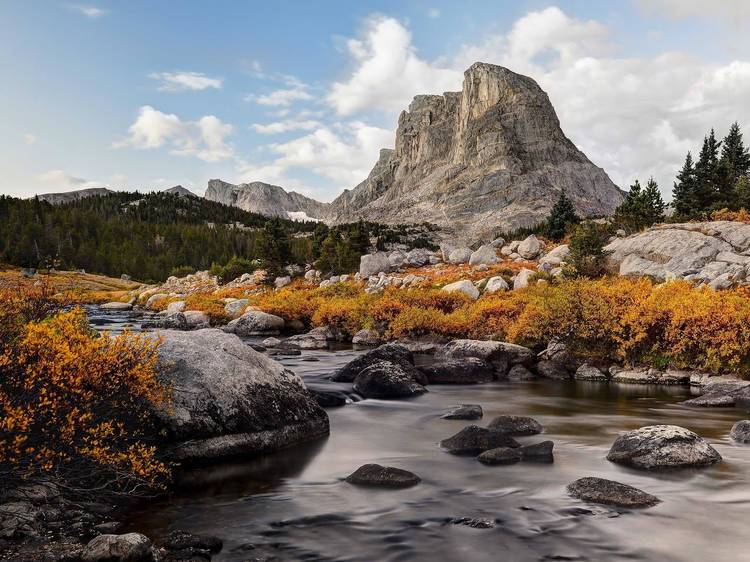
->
[36,187,114,205]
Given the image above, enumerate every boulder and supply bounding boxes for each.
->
[441,279,480,300]
[440,339,534,376]
[539,244,570,266]
[610,367,691,385]
[519,440,554,462]
[274,276,291,289]
[150,329,329,461]
[682,380,750,407]
[353,360,427,399]
[262,337,281,348]
[440,425,520,455]
[81,533,153,562]
[535,360,571,380]
[517,235,542,259]
[506,364,537,380]
[484,276,509,293]
[477,447,522,465]
[360,252,391,278]
[442,404,483,420]
[567,477,660,508]
[282,327,333,350]
[141,312,189,331]
[513,268,536,290]
[224,299,249,318]
[163,529,222,554]
[491,237,505,248]
[166,301,185,314]
[144,293,168,310]
[183,310,210,329]
[606,425,721,470]
[331,343,415,383]
[352,329,381,346]
[345,464,420,488]
[487,415,543,436]
[469,245,499,266]
[730,420,750,442]
[224,310,285,336]
[448,247,473,264]
[406,248,432,267]
[388,250,407,269]
[420,358,494,384]
[575,363,609,381]
[100,302,133,311]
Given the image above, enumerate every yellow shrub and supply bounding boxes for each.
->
[256,287,320,327]
[183,294,230,325]
[312,295,372,337]
[388,306,470,339]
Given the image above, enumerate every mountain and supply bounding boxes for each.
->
[36,187,114,205]
[326,62,624,239]
[204,179,328,222]
[164,185,197,198]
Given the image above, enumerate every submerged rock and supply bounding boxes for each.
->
[606,425,721,470]
[442,404,483,420]
[477,446,522,465]
[150,329,329,461]
[535,360,571,380]
[440,425,520,455]
[506,364,536,380]
[487,415,543,436]
[567,477,660,508]
[448,517,495,529]
[682,380,750,407]
[100,301,133,311]
[163,529,223,554]
[345,464,420,488]
[420,358,494,384]
[519,440,554,462]
[353,360,427,399]
[331,343,414,382]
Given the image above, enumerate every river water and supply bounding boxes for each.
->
[89,308,750,562]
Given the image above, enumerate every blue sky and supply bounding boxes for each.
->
[2,1,750,201]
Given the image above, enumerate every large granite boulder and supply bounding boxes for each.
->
[406,248,433,267]
[223,310,285,336]
[567,477,660,508]
[224,298,249,318]
[440,339,534,376]
[353,360,427,399]
[606,425,721,470]
[730,420,750,442]
[517,235,542,259]
[440,425,520,455]
[487,415,543,436]
[469,245,499,266]
[82,533,153,562]
[419,358,494,384]
[331,343,415,382]
[682,380,750,407]
[448,248,473,264]
[484,276,509,293]
[150,329,329,461]
[513,268,536,290]
[360,252,391,278]
[441,279,479,300]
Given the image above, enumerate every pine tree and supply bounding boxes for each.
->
[720,122,750,185]
[315,231,342,274]
[546,190,580,241]
[643,177,665,225]
[735,176,750,210]
[694,130,722,212]
[673,151,697,218]
[614,180,647,232]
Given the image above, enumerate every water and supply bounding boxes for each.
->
[90,307,750,561]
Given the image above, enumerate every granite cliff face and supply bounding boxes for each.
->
[204,179,328,221]
[326,62,623,239]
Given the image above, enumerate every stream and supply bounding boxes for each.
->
[89,307,750,562]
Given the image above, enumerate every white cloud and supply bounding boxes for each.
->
[635,0,750,22]
[114,105,234,162]
[247,84,313,106]
[427,8,441,19]
[24,134,37,145]
[327,15,461,115]
[149,71,223,92]
[251,119,322,134]
[69,4,106,18]
[37,169,92,188]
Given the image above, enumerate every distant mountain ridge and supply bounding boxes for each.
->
[36,187,114,205]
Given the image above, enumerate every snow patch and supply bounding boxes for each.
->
[287,211,321,222]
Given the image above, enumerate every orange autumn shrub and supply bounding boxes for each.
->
[710,208,750,224]
[312,295,373,337]
[183,294,230,325]
[395,287,470,313]
[387,306,470,339]
[256,286,321,327]
[465,293,529,340]
[0,286,171,492]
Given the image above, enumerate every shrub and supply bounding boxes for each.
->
[170,265,195,278]
[183,294,230,325]
[312,296,371,337]
[0,286,170,494]
[566,222,612,278]
[210,256,256,284]
[256,287,320,327]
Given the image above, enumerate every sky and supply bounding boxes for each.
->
[2,1,750,202]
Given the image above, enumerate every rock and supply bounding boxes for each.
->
[491,237,505,248]
[282,327,332,350]
[353,360,427,399]
[477,447,522,465]
[535,360,571,380]
[449,517,496,529]
[274,276,291,289]
[448,248,472,264]
[311,389,347,408]
[183,310,210,329]
[224,310,285,336]
[442,404,483,420]
[517,235,542,259]
[120,274,131,281]
[0,501,41,538]
[149,329,328,461]
[441,279,480,300]
[142,312,189,331]
[100,302,133,311]
[345,464,420,488]
[730,420,750,442]
[360,252,391,278]
[406,248,433,267]
[166,301,185,314]
[352,329,381,346]
[513,268,536,290]
[606,425,721,469]
[682,380,750,407]
[145,293,169,309]
[388,250,407,269]
[163,529,222,553]
[81,533,153,562]
[575,363,609,381]
[440,340,534,377]
[484,276,509,293]
[420,358,494,384]
[440,425,520,455]
[610,367,691,385]
[519,440,554,462]
[567,477,660,508]
[304,269,319,282]
[506,364,536,380]
[469,245,499,266]
[539,244,570,266]
[224,299,249,318]
[487,415,543,436]
[262,337,281,348]
[332,343,415,382]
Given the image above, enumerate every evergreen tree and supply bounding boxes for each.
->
[546,190,580,241]
[613,180,646,232]
[734,176,750,210]
[693,130,721,211]
[643,177,665,225]
[315,231,342,274]
[719,122,750,195]
[673,151,697,218]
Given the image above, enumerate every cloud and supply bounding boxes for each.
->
[149,71,223,92]
[246,78,314,106]
[114,105,234,162]
[327,15,461,115]
[37,169,91,188]
[24,134,37,145]
[251,119,322,134]
[69,4,106,18]
[427,8,441,19]
[634,0,750,22]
